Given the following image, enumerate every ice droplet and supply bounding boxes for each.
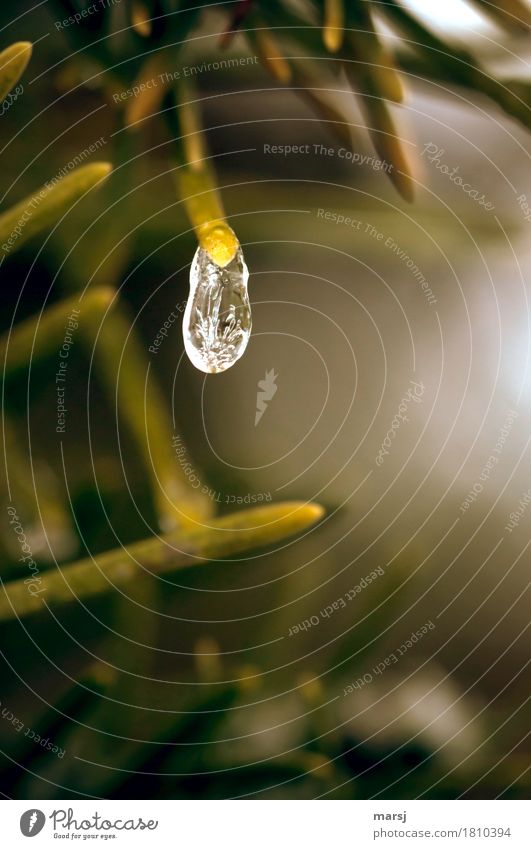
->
[183,243,251,374]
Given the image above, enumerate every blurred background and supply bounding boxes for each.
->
[0,0,529,799]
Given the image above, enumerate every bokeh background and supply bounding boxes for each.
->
[0,0,529,799]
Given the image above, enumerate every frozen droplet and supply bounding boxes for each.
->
[183,242,251,374]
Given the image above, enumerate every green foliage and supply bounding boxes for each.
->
[0,41,31,102]
[42,0,531,203]
[0,502,323,621]
[0,163,112,258]
[1,3,529,799]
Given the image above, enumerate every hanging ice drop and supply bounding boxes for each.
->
[183,241,251,374]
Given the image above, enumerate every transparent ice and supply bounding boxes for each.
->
[183,243,251,373]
